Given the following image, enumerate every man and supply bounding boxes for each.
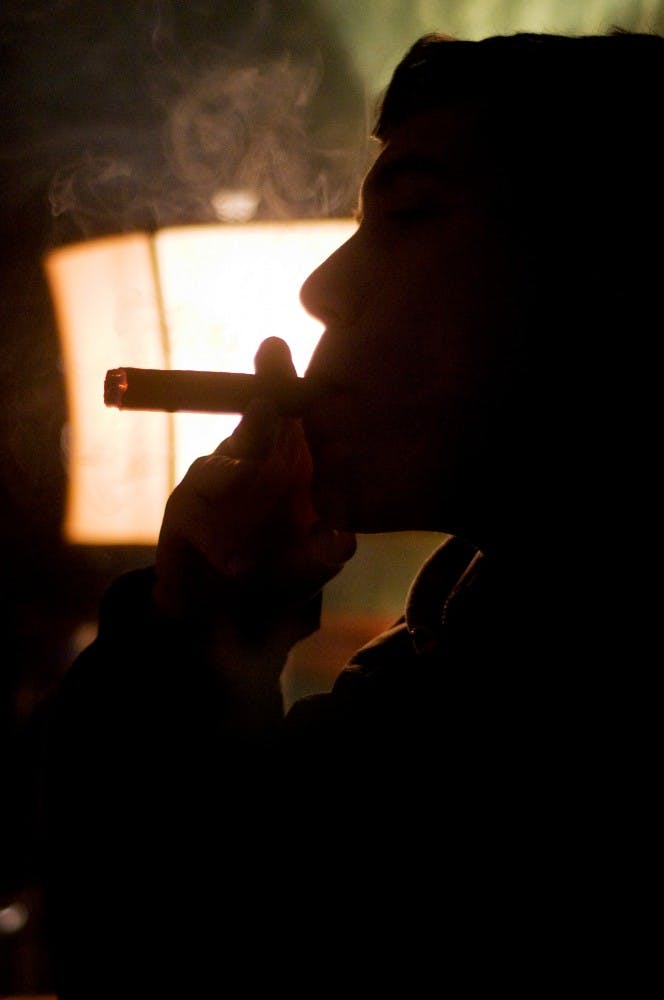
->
[43,31,661,995]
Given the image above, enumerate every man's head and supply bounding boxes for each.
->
[301,32,663,548]
[373,31,663,296]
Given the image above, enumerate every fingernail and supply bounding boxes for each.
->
[254,337,295,376]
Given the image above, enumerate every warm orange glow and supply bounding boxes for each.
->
[45,220,356,544]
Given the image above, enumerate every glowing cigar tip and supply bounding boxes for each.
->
[104,368,128,407]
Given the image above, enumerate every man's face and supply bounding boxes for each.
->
[301,103,523,536]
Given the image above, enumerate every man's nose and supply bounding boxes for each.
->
[299,231,357,328]
[299,256,337,327]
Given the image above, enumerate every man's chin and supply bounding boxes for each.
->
[310,482,352,531]
[311,480,405,535]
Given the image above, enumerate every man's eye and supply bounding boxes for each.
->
[387,203,444,223]
[358,198,447,230]
[390,205,429,218]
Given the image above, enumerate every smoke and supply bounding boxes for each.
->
[45,46,365,243]
[163,52,351,222]
[48,153,146,238]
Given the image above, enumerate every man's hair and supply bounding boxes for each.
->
[374,30,664,139]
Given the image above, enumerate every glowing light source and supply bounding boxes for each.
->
[45,219,355,544]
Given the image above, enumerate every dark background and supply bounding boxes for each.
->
[1,2,662,993]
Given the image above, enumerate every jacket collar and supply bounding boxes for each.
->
[405,535,485,655]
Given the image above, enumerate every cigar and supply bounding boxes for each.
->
[104,367,321,415]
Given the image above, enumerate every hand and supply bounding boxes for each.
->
[153,337,357,637]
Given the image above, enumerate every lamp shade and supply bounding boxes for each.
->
[45,219,355,544]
